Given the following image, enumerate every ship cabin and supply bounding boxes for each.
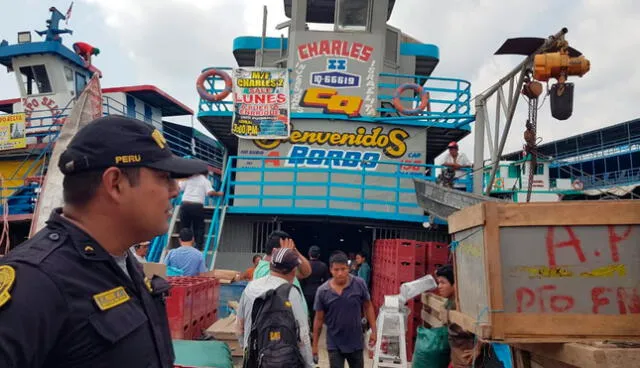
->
[484,154,581,203]
[0,7,223,246]
[195,0,475,269]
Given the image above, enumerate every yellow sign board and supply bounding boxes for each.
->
[0,113,27,151]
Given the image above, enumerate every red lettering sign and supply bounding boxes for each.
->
[545,226,586,267]
[516,285,575,313]
[297,40,374,62]
[607,225,632,263]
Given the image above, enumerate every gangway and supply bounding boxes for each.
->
[413,179,504,224]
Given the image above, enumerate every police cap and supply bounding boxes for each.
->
[58,115,208,178]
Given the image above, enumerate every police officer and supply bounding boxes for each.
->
[0,115,209,367]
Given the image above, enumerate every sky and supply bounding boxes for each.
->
[0,0,638,162]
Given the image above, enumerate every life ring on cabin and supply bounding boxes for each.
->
[572,179,584,190]
[196,69,232,102]
[392,83,430,116]
[494,178,504,189]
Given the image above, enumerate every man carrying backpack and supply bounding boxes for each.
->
[236,248,314,368]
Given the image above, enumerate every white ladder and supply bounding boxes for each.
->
[373,297,409,368]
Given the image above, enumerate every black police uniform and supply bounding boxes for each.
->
[0,209,175,367]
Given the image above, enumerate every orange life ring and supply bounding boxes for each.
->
[196,69,232,102]
[572,179,584,190]
[392,83,430,116]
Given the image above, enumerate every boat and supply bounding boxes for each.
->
[0,6,224,252]
[188,0,476,270]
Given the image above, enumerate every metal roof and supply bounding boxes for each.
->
[502,118,640,161]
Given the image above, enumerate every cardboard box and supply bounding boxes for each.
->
[143,262,167,279]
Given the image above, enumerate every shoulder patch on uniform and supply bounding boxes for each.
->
[0,265,16,308]
[93,286,130,311]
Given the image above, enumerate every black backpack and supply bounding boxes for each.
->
[243,283,305,368]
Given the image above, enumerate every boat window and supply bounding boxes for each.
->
[64,66,75,94]
[508,165,520,178]
[385,27,399,64]
[536,163,544,175]
[75,72,87,95]
[335,0,371,32]
[19,65,53,95]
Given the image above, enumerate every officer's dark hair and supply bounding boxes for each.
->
[62,167,140,206]
[264,230,291,255]
[436,264,455,286]
[179,227,194,242]
[329,251,349,267]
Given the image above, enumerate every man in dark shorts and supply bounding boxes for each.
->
[312,252,377,368]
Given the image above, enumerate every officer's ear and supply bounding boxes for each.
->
[101,167,131,203]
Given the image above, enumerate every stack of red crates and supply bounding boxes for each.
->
[166,276,220,340]
[371,239,450,361]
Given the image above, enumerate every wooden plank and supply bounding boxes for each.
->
[421,308,445,328]
[497,201,640,227]
[447,202,486,233]
[497,314,640,340]
[448,310,492,339]
[205,315,237,341]
[514,342,640,368]
[483,202,505,340]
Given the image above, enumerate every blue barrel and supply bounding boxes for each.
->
[217,281,248,318]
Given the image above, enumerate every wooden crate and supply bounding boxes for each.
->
[447,200,640,342]
[513,342,640,368]
[420,292,448,327]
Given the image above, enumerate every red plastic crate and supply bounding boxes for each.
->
[166,281,193,335]
[425,242,450,264]
[426,262,446,277]
[388,239,426,265]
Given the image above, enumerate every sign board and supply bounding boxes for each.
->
[231,68,290,140]
[0,113,27,151]
[291,33,381,117]
[234,119,426,215]
[500,225,639,315]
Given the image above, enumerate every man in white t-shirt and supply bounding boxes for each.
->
[440,141,472,190]
[178,171,223,250]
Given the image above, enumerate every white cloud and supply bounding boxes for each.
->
[0,0,638,161]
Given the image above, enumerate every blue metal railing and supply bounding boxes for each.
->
[1,97,223,217]
[147,170,221,264]
[196,68,474,128]
[102,96,224,168]
[575,167,640,189]
[550,135,640,167]
[199,156,472,268]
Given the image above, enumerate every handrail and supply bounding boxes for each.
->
[8,97,76,180]
[550,136,640,166]
[199,155,473,269]
[197,68,475,127]
[102,96,224,167]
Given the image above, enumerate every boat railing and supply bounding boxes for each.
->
[550,135,640,166]
[102,96,224,168]
[574,167,640,189]
[215,155,473,222]
[197,68,474,128]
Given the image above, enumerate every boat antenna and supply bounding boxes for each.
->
[35,7,73,42]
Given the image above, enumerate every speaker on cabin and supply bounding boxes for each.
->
[550,82,574,120]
